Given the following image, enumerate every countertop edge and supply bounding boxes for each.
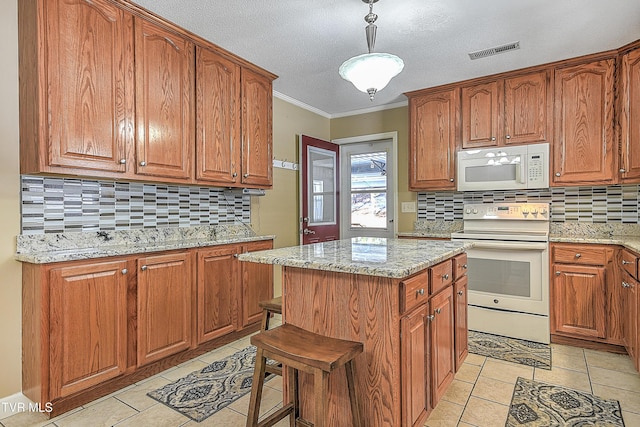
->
[15,235,276,264]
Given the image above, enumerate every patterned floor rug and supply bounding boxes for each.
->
[506,377,625,426]
[469,330,552,370]
[148,346,273,422]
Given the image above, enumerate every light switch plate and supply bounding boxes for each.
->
[401,202,416,213]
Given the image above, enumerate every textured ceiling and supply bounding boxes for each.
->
[133,0,640,117]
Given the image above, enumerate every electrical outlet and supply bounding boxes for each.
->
[401,202,416,213]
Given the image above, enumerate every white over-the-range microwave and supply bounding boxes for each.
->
[456,142,549,191]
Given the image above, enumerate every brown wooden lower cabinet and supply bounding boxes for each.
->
[621,248,640,371]
[22,240,273,416]
[429,285,455,407]
[401,304,430,427]
[454,274,469,371]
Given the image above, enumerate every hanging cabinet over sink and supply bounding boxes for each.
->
[19,0,275,188]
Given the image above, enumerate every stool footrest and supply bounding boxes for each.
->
[256,402,294,427]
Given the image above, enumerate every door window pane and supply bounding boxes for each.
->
[350,152,387,229]
[308,147,336,225]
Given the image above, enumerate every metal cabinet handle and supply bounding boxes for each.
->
[491,137,496,141]
[555,172,561,177]
[243,173,249,178]
[457,291,463,296]
[121,268,128,275]
[622,260,632,265]
[449,178,454,182]
[119,159,126,164]
[555,271,561,276]
[141,265,147,271]
[442,273,449,280]
[233,254,239,258]
[505,135,511,139]
[575,253,581,258]
[622,281,631,288]
[620,168,627,173]
[416,289,425,296]
[140,161,147,166]
[462,264,468,269]
[427,315,435,321]
[232,172,238,177]
[435,308,442,314]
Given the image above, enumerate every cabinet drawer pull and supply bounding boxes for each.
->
[622,281,631,288]
[427,315,435,322]
[119,159,126,164]
[449,178,454,182]
[555,271,560,276]
[243,173,249,178]
[416,289,425,296]
[620,168,627,173]
[457,290,463,296]
[622,260,633,265]
[442,273,449,280]
[575,253,581,258]
[141,265,147,271]
[435,308,442,314]
[462,264,468,269]
[140,161,147,166]
[505,135,511,139]
[491,136,496,141]
[121,268,128,275]
[555,172,561,177]
[232,172,238,177]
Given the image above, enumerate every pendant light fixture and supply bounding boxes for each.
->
[339,0,404,101]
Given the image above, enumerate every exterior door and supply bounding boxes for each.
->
[300,135,340,244]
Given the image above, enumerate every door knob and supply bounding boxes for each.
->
[303,229,316,235]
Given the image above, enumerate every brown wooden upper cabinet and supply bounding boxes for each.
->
[241,68,274,188]
[620,47,640,183]
[461,70,551,148]
[552,58,617,186]
[19,0,275,188]
[134,18,194,182]
[195,45,241,185]
[19,0,135,177]
[408,88,459,190]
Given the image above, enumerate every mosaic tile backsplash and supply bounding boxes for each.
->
[417,185,640,223]
[21,175,251,235]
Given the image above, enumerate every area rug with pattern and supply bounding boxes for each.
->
[469,330,552,370]
[506,377,625,426]
[148,346,272,422]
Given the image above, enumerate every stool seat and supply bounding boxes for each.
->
[246,324,363,427]
[258,296,282,314]
[251,324,363,373]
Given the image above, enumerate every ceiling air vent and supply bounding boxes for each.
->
[468,41,520,60]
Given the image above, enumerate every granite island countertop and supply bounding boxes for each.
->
[238,237,472,278]
[15,224,275,264]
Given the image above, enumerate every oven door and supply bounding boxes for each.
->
[462,240,549,315]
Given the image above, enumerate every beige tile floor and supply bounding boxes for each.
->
[2,334,640,427]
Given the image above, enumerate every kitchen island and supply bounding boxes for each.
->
[239,237,471,427]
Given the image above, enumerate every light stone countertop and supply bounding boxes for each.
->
[238,237,472,279]
[15,224,274,264]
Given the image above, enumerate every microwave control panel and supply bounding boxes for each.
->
[527,151,547,186]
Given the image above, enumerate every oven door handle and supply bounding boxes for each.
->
[469,241,548,251]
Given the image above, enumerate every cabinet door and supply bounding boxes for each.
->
[622,272,638,369]
[137,252,192,366]
[503,71,551,145]
[552,264,606,339]
[552,59,616,185]
[240,240,274,328]
[196,246,239,344]
[135,18,194,181]
[196,46,241,185]
[429,286,455,407]
[401,304,429,427]
[620,48,640,183]
[43,0,134,174]
[461,81,500,148]
[241,68,273,188]
[454,276,468,372]
[408,89,458,190]
[49,260,128,399]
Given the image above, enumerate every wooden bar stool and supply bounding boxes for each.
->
[259,296,283,377]
[259,296,282,332]
[246,323,363,427]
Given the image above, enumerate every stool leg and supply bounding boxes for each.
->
[246,348,267,427]
[260,309,270,331]
[345,360,362,427]
[288,366,298,427]
[313,368,329,427]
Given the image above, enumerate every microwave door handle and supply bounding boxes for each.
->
[520,157,526,184]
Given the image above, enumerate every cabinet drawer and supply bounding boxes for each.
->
[430,259,453,295]
[552,244,608,265]
[622,249,639,280]
[400,271,429,314]
[452,253,468,280]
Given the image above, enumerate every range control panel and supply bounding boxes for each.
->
[462,203,550,220]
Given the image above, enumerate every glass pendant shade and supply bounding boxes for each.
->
[339,53,404,99]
